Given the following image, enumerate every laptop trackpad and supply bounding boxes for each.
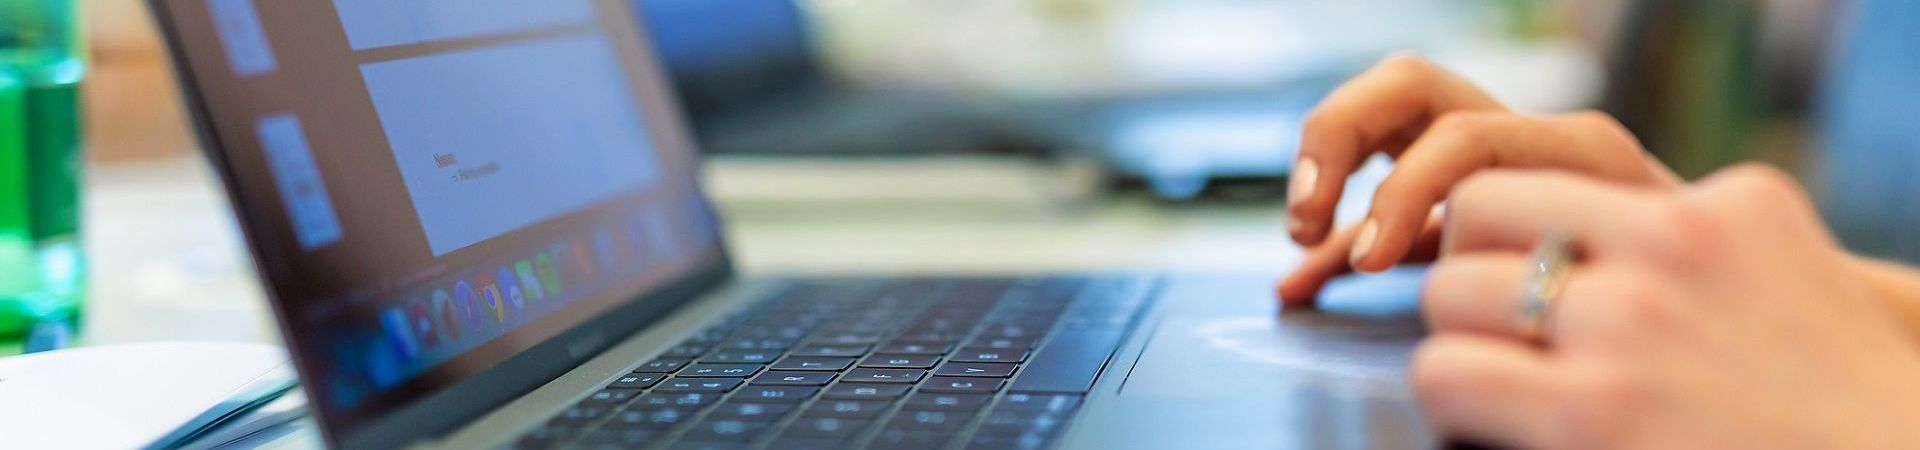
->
[1065,271,1434,449]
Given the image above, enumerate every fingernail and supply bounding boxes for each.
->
[1349,219,1379,267]
[1288,216,1305,236]
[1289,158,1319,205]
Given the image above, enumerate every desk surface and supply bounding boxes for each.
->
[70,155,1390,448]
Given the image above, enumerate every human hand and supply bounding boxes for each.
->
[1414,165,1920,450]
[1279,55,1679,306]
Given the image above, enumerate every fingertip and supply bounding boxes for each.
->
[1276,273,1320,310]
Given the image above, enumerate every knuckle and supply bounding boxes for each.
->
[1635,197,1724,266]
[1570,111,1641,149]
[1716,163,1810,206]
[1609,273,1677,329]
[1450,170,1521,206]
[1377,53,1437,75]
[1426,112,1499,149]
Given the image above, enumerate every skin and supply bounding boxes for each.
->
[1418,166,1920,449]
[1282,55,1920,448]
[1279,54,1680,307]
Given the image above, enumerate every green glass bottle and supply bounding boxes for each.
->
[0,0,87,346]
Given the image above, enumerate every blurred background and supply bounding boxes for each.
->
[21,0,1916,349]
[83,0,1874,199]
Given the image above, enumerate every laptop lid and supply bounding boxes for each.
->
[147,0,729,447]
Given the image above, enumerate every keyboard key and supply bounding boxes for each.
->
[841,369,925,384]
[664,344,710,358]
[608,374,663,390]
[731,386,816,403]
[810,332,884,345]
[579,428,660,446]
[609,408,694,430]
[902,393,990,411]
[822,383,910,400]
[635,358,691,373]
[949,348,1028,363]
[702,349,780,364]
[934,362,1017,378]
[859,354,939,369]
[789,344,868,358]
[655,379,741,392]
[665,440,746,450]
[966,336,1036,349]
[550,405,608,426]
[870,430,954,450]
[778,417,870,440]
[919,376,1004,394]
[978,323,1043,339]
[885,409,972,432]
[888,333,959,346]
[763,438,842,450]
[680,364,763,378]
[997,393,1082,415]
[961,434,1050,450]
[770,357,854,371]
[751,371,837,386]
[720,338,795,351]
[682,418,771,442]
[802,399,893,419]
[581,389,639,405]
[708,401,795,421]
[633,392,721,409]
[874,342,949,355]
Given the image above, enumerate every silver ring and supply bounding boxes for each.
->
[1517,231,1575,341]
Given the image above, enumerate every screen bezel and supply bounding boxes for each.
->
[144,1,737,448]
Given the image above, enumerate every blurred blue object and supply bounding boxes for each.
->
[1816,0,1920,263]
[635,0,816,120]
[22,319,70,353]
[633,0,1037,157]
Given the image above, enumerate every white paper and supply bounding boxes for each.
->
[0,342,288,450]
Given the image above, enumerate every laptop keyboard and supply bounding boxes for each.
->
[511,276,1155,450]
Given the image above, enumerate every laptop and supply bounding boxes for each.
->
[149,0,1433,448]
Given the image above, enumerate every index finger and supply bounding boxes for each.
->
[1291,55,1504,245]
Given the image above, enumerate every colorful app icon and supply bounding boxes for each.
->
[497,267,526,309]
[454,281,483,329]
[568,239,595,284]
[535,248,562,299]
[515,261,545,302]
[407,297,436,350]
[382,304,419,360]
[477,273,506,323]
[365,336,404,389]
[432,289,460,341]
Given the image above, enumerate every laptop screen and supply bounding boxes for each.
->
[152,0,724,442]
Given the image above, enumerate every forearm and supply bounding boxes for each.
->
[1851,256,1920,344]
